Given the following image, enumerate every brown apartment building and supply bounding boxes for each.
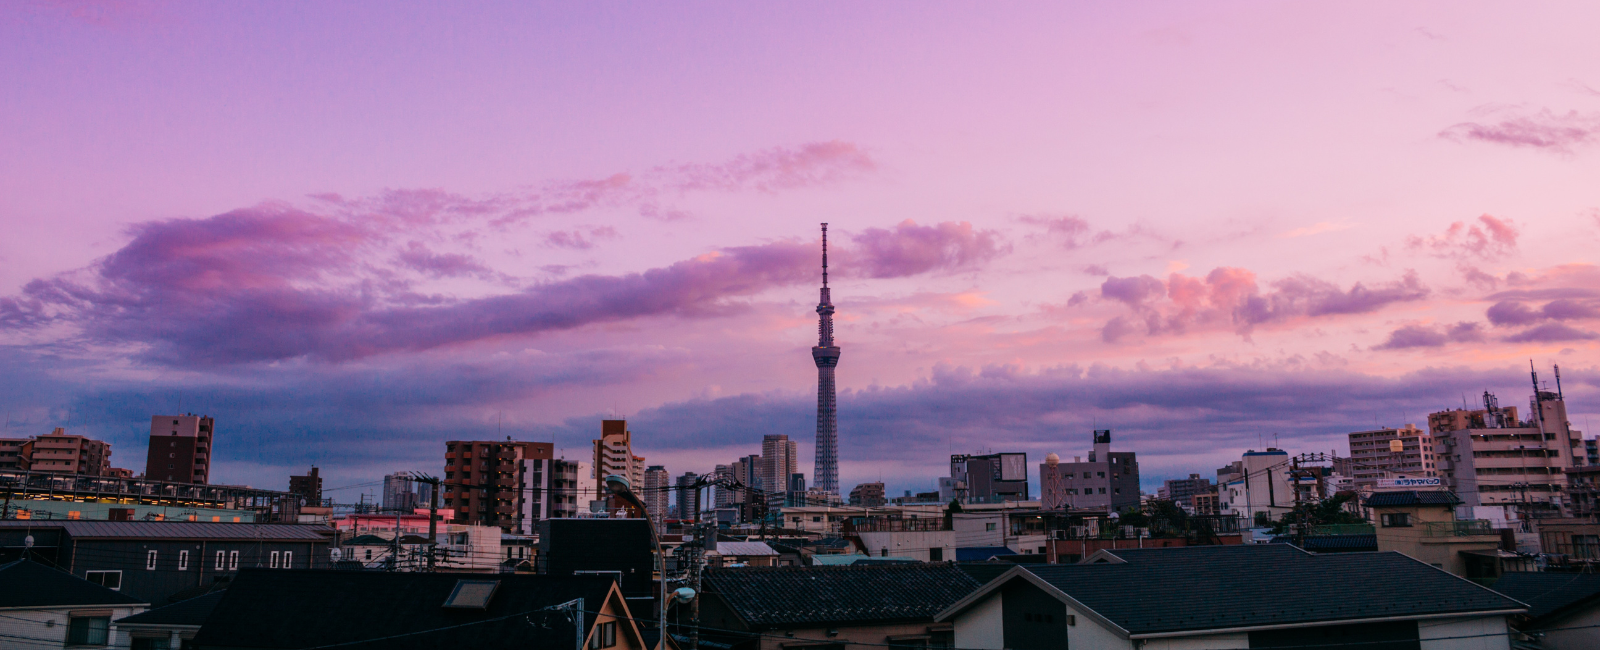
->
[444,439,554,532]
[19,428,114,476]
[145,414,216,483]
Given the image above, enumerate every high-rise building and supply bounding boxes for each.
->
[848,482,886,507]
[14,428,114,477]
[382,471,420,512]
[951,452,1030,504]
[727,454,760,502]
[760,435,798,499]
[290,466,323,504]
[675,471,702,521]
[444,439,553,533]
[593,420,646,506]
[811,223,841,495]
[1040,431,1136,510]
[144,414,214,483]
[643,465,670,529]
[713,464,736,508]
[1347,425,1437,484]
[1159,474,1213,510]
[1431,368,1584,513]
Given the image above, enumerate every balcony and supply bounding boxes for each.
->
[1312,523,1376,536]
[1423,520,1495,537]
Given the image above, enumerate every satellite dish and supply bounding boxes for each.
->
[24,535,34,549]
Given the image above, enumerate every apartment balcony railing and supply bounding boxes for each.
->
[1312,523,1376,536]
[1423,520,1495,537]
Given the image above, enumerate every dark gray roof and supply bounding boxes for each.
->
[1362,490,1461,507]
[956,546,1016,562]
[1006,545,1521,635]
[0,520,331,540]
[0,559,147,608]
[1268,534,1378,552]
[956,561,1015,585]
[538,519,654,599]
[191,570,620,650]
[1492,572,1600,626]
[117,591,224,627]
[704,563,981,627]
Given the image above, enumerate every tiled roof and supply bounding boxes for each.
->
[0,520,332,540]
[191,570,619,650]
[955,561,1014,585]
[704,563,980,627]
[117,591,224,627]
[1268,535,1378,552]
[1362,490,1462,507]
[0,559,147,608]
[956,547,1016,562]
[1492,572,1600,626]
[713,541,778,556]
[1005,545,1521,635]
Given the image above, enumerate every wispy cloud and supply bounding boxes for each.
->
[1441,109,1600,153]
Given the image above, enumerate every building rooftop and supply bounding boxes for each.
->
[955,546,1017,562]
[1492,572,1600,627]
[1361,490,1462,507]
[0,520,331,540]
[941,544,1522,635]
[117,591,225,627]
[703,563,981,627]
[712,541,777,556]
[0,559,147,609]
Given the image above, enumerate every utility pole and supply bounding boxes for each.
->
[412,473,442,571]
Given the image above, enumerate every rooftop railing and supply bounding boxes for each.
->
[1423,520,1495,537]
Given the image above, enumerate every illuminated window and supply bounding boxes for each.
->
[178,550,189,571]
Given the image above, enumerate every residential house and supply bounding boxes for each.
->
[189,570,640,650]
[0,520,333,606]
[695,563,981,650]
[0,559,148,649]
[707,541,779,568]
[937,544,1525,649]
[1363,490,1517,581]
[1492,572,1600,650]
[115,591,224,649]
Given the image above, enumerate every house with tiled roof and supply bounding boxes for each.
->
[1360,490,1526,580]
[936,544,1525,649]
[115,591,224,649]
[0,559,148,648]
[694,563,982,650]
[1493,572,1600,649]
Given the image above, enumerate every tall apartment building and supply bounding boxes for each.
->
[1039,431,1135,510]
[382,471,421,512]
[713,464,736,508]
[24,428,114,476]
[643,465,670,529]
[759,435,798,497]
[848,482,886,507]
[518,454,581,529]
[444,439,553,533]
[145,414,215,484]
[1430,375,1584,513]
[289,466,323,504]
[952,451,1031,504]
[675,471,702,521]
[593,420,646,505]
[0,437,30,470]
[1347,425,1438,484]
[1160,474,1213,510]
[1215,449,1294,524]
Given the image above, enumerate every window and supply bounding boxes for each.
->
[131,638,172,650]
[589,621,618,648]
[216,551,226,570]
[270,551,280,568]
[1381,513,1412,528]
[1098,488,1106,494]
[178,550,189,571]
[985,523,997,531]
[365,549,373,560]
[229,550,239,570]
[283,551,293,568]
[146,550,158,570]
[85,570,121,590]
[929,547,943,562]
[67,615,110,646]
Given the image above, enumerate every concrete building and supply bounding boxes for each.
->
[592,420,646,505]
[642,465,670,529]
[848,481,886,508]
[676,471,702,521]
[1347,424,1438,484]
[289,466,323,504]
[0,437,30,470]
[1158,473,1212,510]
[952,452,1030,505]
[517,456,585,527]
[443,439,553,532]
[19,428,115,477]
[145,414,215,484]
[1040,431,1136,511]
[381,471,420,512]
[760,435,798,496]
[1364,490,1511,581]
[1431,378,1584,513]
[1216,449,1294,525]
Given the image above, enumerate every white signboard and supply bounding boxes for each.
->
[1377,477,1442,488]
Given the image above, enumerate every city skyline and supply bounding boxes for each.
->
[2,2,1598,496]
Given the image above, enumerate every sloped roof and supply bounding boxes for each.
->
[955,561,1015,585]
[713,542,778,556]
[1362,490,1462,507]
[704,563,981,627]
[944,545,1522,635]
[0,520,331,540]
[117,591,224,627]
[1492,572,1600,627]
[1268,534,1378,552]
[956,546,1016,562]
[191,570,621,650]
[0,559,147,609]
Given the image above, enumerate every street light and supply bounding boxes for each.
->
[605,475,668,650]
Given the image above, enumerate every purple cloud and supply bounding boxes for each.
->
[1440,110,1600,152]
[1406,215,1519,260]
[846,220,1003,278]
[1503,323,1600,343]
[1373,322,1485,350]
[544,226,620,250]
[1100,275,1165,307]
[663,140,875,193]
[395,241,494,278]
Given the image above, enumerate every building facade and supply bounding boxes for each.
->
[951,452,1030,504]
[1431,380,1583,513]
[1347,424,1438,484]
[1039,431,1136,511]
[145,415,215,484]
[1159,473,1213,510]
[643,465,670,529]
[1216,448,1294,524]
[848,482,886,508]
[760,435,798,498]
[592,420,646,503]
[443,439,553,532]
[290,467,323,505]
[20,428,115,477]
[676,471,702,521]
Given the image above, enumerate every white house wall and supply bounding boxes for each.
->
[1419,615,1511,650]
[952,590,1004,650]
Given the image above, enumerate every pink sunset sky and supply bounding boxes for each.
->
[3,1,1598,496]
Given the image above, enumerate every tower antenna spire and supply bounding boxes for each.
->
[821,223,829,289]
[811,222,841,495]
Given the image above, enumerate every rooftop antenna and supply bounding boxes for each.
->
[1555,364,1564,400]
[821,223,829,289]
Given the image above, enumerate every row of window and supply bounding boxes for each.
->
[134,549,294,571]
